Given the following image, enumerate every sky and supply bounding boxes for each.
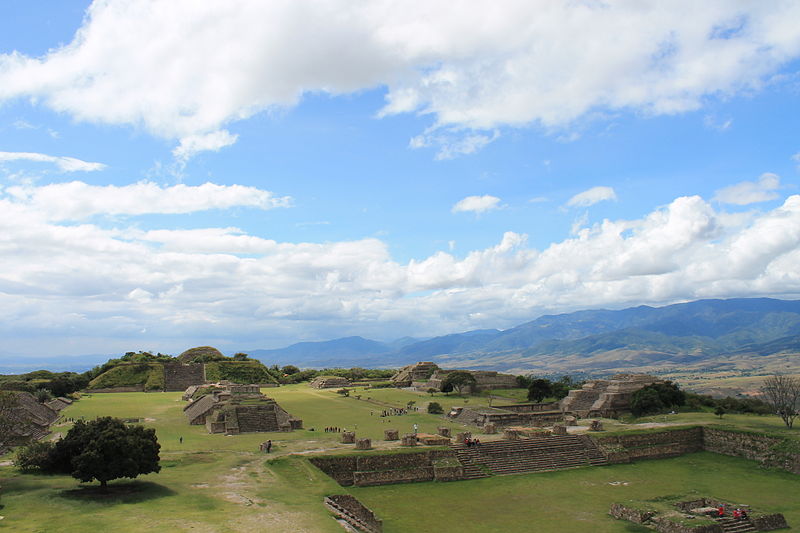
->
[1,1,800,358]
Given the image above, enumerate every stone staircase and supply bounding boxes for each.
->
[235,405,280,432]
[451,435,607,478]
[164,363,205,392]
[715,516,756,533]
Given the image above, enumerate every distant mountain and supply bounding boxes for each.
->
[248,298,800,374]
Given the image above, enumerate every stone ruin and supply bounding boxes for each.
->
[384,429,399,441]
[400,434,417,446]
[0,391,59,451]
[448,402,564,429]
[183,384,301,434]
[560,373,661,417]
[356,438,372,450]
[390,361,517,392]
[309,376,351,389]
[164,362,206,392]
[437,427,451,438]
[342,431,356,444]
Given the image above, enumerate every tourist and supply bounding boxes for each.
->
[718,506,725,517]
[179,436,183,444]
[741,509,748,520]
[733,509,741,519]
[266,440,272,453]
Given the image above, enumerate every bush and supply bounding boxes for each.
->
[427,402,444,414]
[14,440,55,471]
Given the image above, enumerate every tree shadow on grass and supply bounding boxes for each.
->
[57,480,176,504]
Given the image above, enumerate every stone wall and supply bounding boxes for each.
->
[164,363,205,392]
[324,495,383,533]
[593,427,704,463]
[649,516,721,533]
[609,503,656,524]
[89,385,145,393]
[310,449,461,487]
[703,428,800,474]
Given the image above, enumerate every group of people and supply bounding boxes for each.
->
[378,408,410,417]
[324,426,344,433]
[464,437,481,447]
[717,506,748,520]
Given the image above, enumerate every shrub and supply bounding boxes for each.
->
[427,402,444,414]
[14,440,55,471]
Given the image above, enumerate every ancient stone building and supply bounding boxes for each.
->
[164,363,206,392]
[183,384,301,434]
[1,391,59,450]
[309,376,351,389]
[390,361,439,386]
[449,402,564,429]
[560,374,661,417]
[391,362,517,392]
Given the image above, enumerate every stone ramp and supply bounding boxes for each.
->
[451,435,607,478]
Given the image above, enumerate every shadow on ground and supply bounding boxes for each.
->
[58,481,176,504]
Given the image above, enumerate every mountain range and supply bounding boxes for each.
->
[248,298,800,375]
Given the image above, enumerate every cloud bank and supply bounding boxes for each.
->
[2,181,800,352]
[452,195,502,214]
[1,1,799,156]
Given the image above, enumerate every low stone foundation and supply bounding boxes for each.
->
[342,431,356,444]
[356,438,372,450]
[310,449,462,487]
[324,495,382,533]
[384,429,399,441]
[400,434,417,446]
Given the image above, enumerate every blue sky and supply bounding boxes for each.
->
[1,1,799,358]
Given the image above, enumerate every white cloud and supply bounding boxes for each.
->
[0,151,106,172]
[713,173,781,205]
[452,195,502,214]
[172,130,239,161]
[2,180,291,220]
[567,186,617,208]
[0,2,798,157]
[3,188,800,354]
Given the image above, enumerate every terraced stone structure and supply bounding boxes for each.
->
[183,384,301,434]
[560,373,661,417]
[448,402,563,428]
[164,363,205,392]
[390,361,439,386]
[391,361,517,392]
[309,376,351,389]
[1,391,59,450]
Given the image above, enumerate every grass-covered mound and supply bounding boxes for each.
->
[204,360,277,384]
[88,364,164,391]
[176,346,226,363]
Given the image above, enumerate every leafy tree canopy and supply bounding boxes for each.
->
[441,371,477,395]
[49,417,161,491]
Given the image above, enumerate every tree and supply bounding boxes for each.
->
[34,389,53,403]
[441,371,477,395]
[232,352,250,361]
[760,375,800,429]
[427,402,444,414]
[631,387,664,416]
[49,417,160,491]
[427,388,438,396]
[281,365,300,375]
[714,406,726,419]
[527,379,553,403]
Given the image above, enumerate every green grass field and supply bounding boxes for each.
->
[1,385,798,532]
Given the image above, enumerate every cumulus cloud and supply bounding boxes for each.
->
[713,173,781,205]
[0,2,798,158]
[172,130,239,161]
[2,180,291,220]
[0,151,107,172]
[2,187,800,353]
[567,186,617,208]
[452,195,502,214]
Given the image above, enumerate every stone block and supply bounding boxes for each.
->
[564,416,577,426]
[455,432,472,443]
[400,434,417,446]
[356,438,372,450]
[589,420,604,432]
[342,431,356,444]
[437,426,451,438]
[503,429,521,440]
[384,429,399,441]
[552,424,567,435]
[483,422,497,434]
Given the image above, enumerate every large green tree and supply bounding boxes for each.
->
[49,417,161,491]
[441,371,477,395]
[527,379,554,402]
